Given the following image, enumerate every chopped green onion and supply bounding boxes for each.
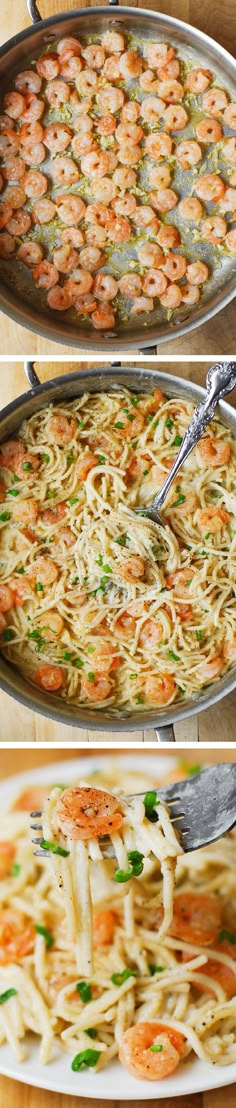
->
[43,453,50,464]
[114,421,124,429]
[149,1044,163,1052]
[64,651,72,661]
[88,672,95,682]
[168,649,180,662]
[165,417,174,429]
[0,511,11,521]
[129,673,137,680]
[111,968,138,986]
[114,534,126,546]
[171,494,186,508]
[100,574,110,584]
[97,554,103,566]
[135,693,144,704]
[3,628,14,641]
[40,839,69,858]
[187,763,202,776]
[74,658,84,668]
[218,929,236,944]
[127,413,135,422]
[144,791,159,821]
[12,475,20,483]
[36,582,43,592]
[103,564,111,574]
[34,924,54,949]
[97,455,106,464]
[127,849,144,876]
[173,434,182,447]
[146,414,154,423]
[8,488,19,497]
[85,1028,97,1039]
[76,981,92,1003]
[87,646,94,654]
[77,420,85,429]
[27,629,40,640]
[17,566,25,574]
[114,867,133,883]
[47,490,55,499]
[0,988,17,1005]
[66,453,75,465]
[71,1049,100,1071]
[204,532,210,540]
[196,629,202,641]
[69,497,79,505]
[143,469,149,476]
[22,461,33,472]
[73,576,79,584]
[131,396,139,406]
[83,576,88,583]
[149,964,164,976]
[11,863,21,877]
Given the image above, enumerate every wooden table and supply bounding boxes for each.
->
[0,0,236,355]
[0,747,235,1108]
[1,357,236,743]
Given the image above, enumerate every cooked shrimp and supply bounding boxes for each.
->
[115,612,136,640]
[166,568,195,597]
[53,526,75,547]
[198,437,231,467]
[21,142,46,166]
[220,187,236,212]
[139,620,163,648]
[223,635,236,662]
[36,53,60,80]
[97,86,124,115]
[76,452,97,481]
[79,245,103,271]
[93,909,116,947]
[112,194,136,217]
[162,254,187,281]
[36,611,64,641]
[119,51,143,79]
[197,506,229,532]
[0,585,14,612]
[157,59,180,80]
[91,643,119,674]
[138,242,163,268]
[198,655,223,680]
[18,240,43,267]
[114,411,144,439]
[86,224,106,247]
[86,202,110,227]
[75,293,97,315]
[186,67,211,93]
[196,118,222,143]
[0,841,16,879]
[22,169,47,197]
[44,123,72,154]
[75,69,98,97]
[170,892,221,945]
[150,187,178,213]
[92,273,118,301]
[195,172,225,202]
[143,270,168,297]
[10,576,33,606]
[113,166,137,190]
[118,555,145,583]
[145,673,176,704]
[66,271,93,302]
[47,286,71,311]
[3,91,26,119]
[202,215,227,244]
[179,197,203,221]
[141,388,164,415]
[146,43,174,69]
[22,94,44,122]
[102,57,121,82]
[81,673,113,701]
[149,165,172,189]
[102,30,125,53]
[52,245,78,274]
[145,132,172,160]
[121,102,141,124]
[0,909,35,964]
[96,114,116,136]
[131,296,154,314]
[59,56,83,80]
[223,103,236,130]
[182,940,236,999]
[3,185,26,209]
[2,156,25,181]
[91,177,117,204]
[57,37,82,58]
[56,785,122,840]
[176,140,202,169]
[0,114,11,132]
[186,261,209,285]
[163,105,188,130]
[133,205,158,229]
[56,195,86,226]
[117,144,141,167]
[0,439,37,477]
[45,78,69,107]
[119,1022,185,1081]
[48,413,77,445]
[33,259,59,289]
[15,70,41,94]
[0,132,20,158]
[71,132,98,157]
[41,502,67,526]
[82,45,105,69]
[225,228,236,251]
[106,215,131,243]
[80,150,109,178]
[34,664,64,692]
[158,79,184,103]
[140,96,165,123]
[202,89,228,116]
[116,121,143,145]
[222,137,236,163]
[28,556,59,586]
[61,228,85,248]
[0,201,13,231]
[157,224,180,249]
[181,284,200,305]
[12,497,38,524]
[31,198,56,225]
[139,70,159,94]
[118,273,142,297]
[19,120,44,147]
[51,157,79,186]
[160,284,182,309]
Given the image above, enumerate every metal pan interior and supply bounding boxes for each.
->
[0,8,236,350]
[0,364,236,730]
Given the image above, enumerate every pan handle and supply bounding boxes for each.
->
[154,725,176,743]
[24,360,41,387]
[139,346,157,355]
[27,0,41,21]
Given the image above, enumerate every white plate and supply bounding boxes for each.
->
[0,753,236,1100]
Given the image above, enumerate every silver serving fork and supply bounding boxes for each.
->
[135,361,236,525]
[30,763,236,856]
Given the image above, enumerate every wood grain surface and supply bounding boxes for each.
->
[0,747,235,1108]
[0,357,236,743]
[0,0,236,355]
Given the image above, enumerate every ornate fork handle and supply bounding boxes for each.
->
[149,361,236,514]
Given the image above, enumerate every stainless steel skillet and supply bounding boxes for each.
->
[0,2,235,352]
[0,361,236,742]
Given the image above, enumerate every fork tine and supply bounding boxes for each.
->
[30,810,43,818]
[30,823,43,830]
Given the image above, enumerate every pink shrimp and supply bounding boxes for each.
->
[32,198,56,224]
[139,620,163,648]
[56,195,86,225]
[3,92,26,119]
[0,585,14,612]
[91,305,116,329]
[56,785,122,839]
[75,452,97,481]
[51,157,79,186]
[142,270,168,297]
[119,1022,185,1081]
[45,79,69,107]
[131,297,154,314]
[118,273,142,297]
[119,51,143,79]
[19,121,44,147]
[198,437,231,467]
[113,166,137,190]
[162,254,187,281]
[166,568,195,597]
[102,57,121,82]
[44,123,72,154]
[225,228,236,252]
[198,655,223,680]
[61,228,85,249]
[41,502,67,526]
[52,245,78,274]
[163,104,188,130]
[145,132,172,160]
[223,635,236,662]
[0,232,16,258]
[118,555,145,583]
[201,216,227,244]
[195,173,225,202]
[117,144,141,167]
[102,30,125,53]
[36,53,60,80]
[223,104,236,131]
[106,215,131,243]
[34,665,64,692]
[186,261,209,285]
[48,413,77,444]
[12,497,38,524]
[146,43,175,69]
[22,94,44,123]
[121,101,141,123]
[95,115,116,136]
[18,241,43,267]
[80,674,113,702]
[179,197,203,221]
[220,187,236,212]
[28,556,59,587]
[57,37,82,59]
[197,506,229,532]
[79,245,103,271]
[158,79,184,103]
[2,157,25,181]
[150,188,178,213]
[157,224,180,249]
[3,185,26,208]
[92,273,118,301]
[0,202,13,231]
[202,89,228,116]
[149,165,172,189]
[93,909,117,948]
[141,97,165,123]
[114,411,144,440]
[47,287,71,311]
[138,241,164,268]
[160,285,182,309]
[196,118,222,144]
[115,122,143,146]
[22,170,47,197]
[186,68,212,93]
[175,140,202,169]
[112,194,137,217]
[36,611,64,641]
[181,284,200,305]
[65,271,93,301]
[145,673,176,705]
[139,70,159,94]
[15,71,42,95]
